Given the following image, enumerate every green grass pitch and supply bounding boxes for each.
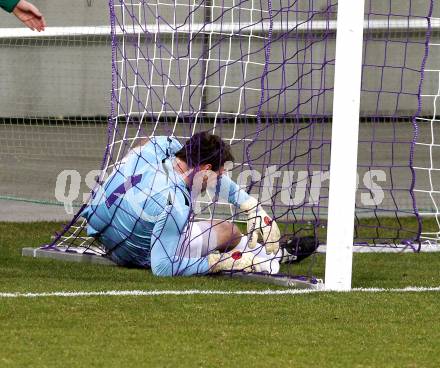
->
[1,222,440,367]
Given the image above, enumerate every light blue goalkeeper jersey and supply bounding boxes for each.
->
[81,136,250,276]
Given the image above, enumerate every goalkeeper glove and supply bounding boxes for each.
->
[208,251,270,273]
[239,197,281,255]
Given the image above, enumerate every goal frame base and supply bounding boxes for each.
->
[21,247,323,289]
[219,272,324,289]
[22,247,115,266]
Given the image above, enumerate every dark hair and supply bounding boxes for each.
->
[175,132,234,172]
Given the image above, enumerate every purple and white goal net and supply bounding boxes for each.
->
[47,0,438,275]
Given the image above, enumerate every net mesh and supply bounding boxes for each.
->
[0,2,109,209]
[2,1,436,275]
[415,4,440,247]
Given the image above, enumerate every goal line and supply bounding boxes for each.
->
[1,287,440,298]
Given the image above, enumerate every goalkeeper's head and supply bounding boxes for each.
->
[175,131,234,174]
[174,132,234,191]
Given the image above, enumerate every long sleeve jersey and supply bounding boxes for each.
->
[82,136,251,276]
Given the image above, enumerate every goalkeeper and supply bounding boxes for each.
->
[81,132,282,276]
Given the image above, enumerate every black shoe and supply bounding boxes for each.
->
[280,236,319,264]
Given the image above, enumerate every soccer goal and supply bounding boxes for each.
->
[12,0,439,289]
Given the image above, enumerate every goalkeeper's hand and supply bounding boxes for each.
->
[208,250,265,273]
[239,197,281,255]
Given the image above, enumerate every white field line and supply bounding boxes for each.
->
[1,287,440,298]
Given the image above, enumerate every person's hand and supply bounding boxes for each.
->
[240,197,281,255]
[208,250,280,274]
[208,251,263,273]
[13,0,46,31]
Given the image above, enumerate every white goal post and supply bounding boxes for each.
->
[325,0,366,291]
